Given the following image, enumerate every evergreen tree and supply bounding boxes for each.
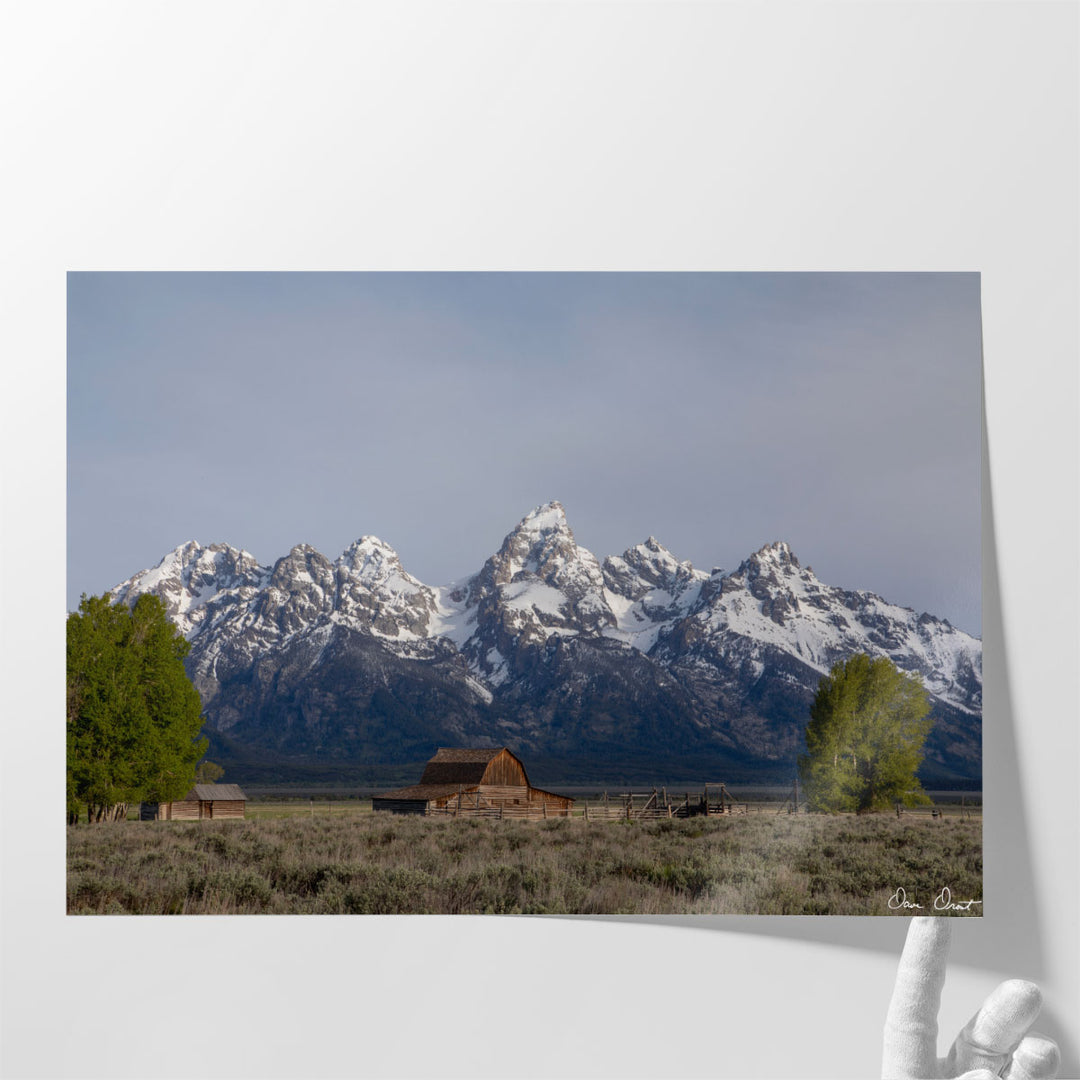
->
[67,593,207,823]
[798,654,934,813]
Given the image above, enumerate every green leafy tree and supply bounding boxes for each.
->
[798,654,934,813]
[195,760,225,784]
[67,593,207,823]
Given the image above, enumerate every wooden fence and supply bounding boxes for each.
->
[576,785,749,821]
[894,800,981,821]
[407,784,978,823]
[421,785,753,822]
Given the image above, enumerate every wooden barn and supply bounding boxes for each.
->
[372,747,574,818]
[140,783,248,821]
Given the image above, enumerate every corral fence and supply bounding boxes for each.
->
[418,785,982,823]
[423,785,751,822]
[580,785,749,821]
[894,795,981,821]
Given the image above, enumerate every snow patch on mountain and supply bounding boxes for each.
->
[426,582,476,647]
[602,537,708,651]
[501,579,571,621]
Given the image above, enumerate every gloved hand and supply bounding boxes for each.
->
[882,918,1060,1079]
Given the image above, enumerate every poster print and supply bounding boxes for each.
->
[66,271,982,916]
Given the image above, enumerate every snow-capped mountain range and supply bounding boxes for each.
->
[108,501,982,782]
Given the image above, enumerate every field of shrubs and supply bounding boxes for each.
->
[67,810,982,916]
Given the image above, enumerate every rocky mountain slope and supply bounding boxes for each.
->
[108,502,982,783]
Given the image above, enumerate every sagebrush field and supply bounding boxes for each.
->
[67,809,982,916]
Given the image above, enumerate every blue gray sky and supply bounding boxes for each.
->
[68,272,982,635]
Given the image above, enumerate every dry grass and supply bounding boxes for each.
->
[67,812,982,916]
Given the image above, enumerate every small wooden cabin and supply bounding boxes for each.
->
[373,747,574,818]
[141,784,248,821]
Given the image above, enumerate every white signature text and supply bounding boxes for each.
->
[933,887,982,912]
[887,887,983,912]
[887,887,922,909]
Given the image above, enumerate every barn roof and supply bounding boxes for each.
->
[429,747,505,764]
[181,784,248,802]
[419,746,513,786]
[530,787,574,804]
[372,783,478,802]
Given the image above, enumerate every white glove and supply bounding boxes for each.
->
[882,918,1060,1079]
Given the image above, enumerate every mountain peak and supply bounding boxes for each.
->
[638,535,673,557]
[150,540,204,569]
[140,539,258,582]
[343,535,398,557]
[494,501,579,577]
[517,500,570,535]
[751,540,801,568]
[614,536,685,578]
[108,539,266,638]
[338,535,421,589]
[474,500,608,615]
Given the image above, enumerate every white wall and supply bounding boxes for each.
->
[1,4,1076,1077]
